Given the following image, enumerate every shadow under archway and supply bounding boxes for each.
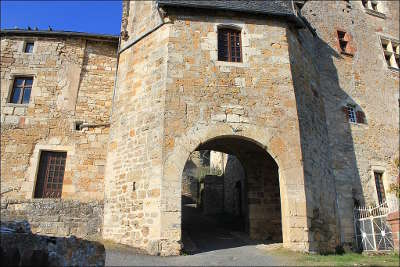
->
[181,136,282,254]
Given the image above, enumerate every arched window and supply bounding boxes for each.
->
[218,27,242,62]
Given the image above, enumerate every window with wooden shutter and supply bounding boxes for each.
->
[34,151,67,198]
[336,30,355,56]
[218,28,242,62]
[343,105,366,124]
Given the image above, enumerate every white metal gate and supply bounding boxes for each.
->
[354,201,394,251]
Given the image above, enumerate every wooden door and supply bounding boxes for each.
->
[34,151,66,198]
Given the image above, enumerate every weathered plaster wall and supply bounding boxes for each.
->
[1,36,117,201]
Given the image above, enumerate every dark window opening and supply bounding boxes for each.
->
[9,77,33,104]
[362,0,368,8]
[371,2,378,11]
[338,31,348,52]
[34,151,67,198]
[385,54,391,66]
[294,0,307,10]
[374,172,386,203]
[75,121,83,131]
[218,28,242,62]
[24,42,34,53]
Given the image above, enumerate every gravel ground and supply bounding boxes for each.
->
[105,205,293,266]
[105,244,293,266]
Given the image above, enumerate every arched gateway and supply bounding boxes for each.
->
[158,124,309,255]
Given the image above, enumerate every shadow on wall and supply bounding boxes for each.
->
[287,24,364,252]
[0,220,105,267]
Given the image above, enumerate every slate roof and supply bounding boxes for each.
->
[157,0,299,22]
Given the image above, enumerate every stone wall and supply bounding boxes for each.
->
[223,155,245,217]
[300,0,399,247]
[160,9,311,253]
[103,1,171,255]
[203,175,224,215]
[1,221,105,266]
[1,35,117,201]
[1,199,103,240]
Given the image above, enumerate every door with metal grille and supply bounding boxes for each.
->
[34,151,67,198]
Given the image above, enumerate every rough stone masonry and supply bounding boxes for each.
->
[1,0,399,256]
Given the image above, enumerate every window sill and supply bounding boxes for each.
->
[349,122,368,129]
[388,66,399,72]
[4,103,29,108]
[365,9,386,19]
[340,51,354,57]
[215,60,247,68]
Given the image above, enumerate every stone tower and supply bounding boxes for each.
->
[103,0,342,255]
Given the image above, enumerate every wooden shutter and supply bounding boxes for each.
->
[342,106,349,121]
[356,111,365,124]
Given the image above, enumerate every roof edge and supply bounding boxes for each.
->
[0,29,119,42]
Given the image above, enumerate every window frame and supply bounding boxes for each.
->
[362,0,386,18]
[343,104,366,124]
[24,42,34,53]
[336,30,354,57]
[379,36,400,71]
[374,171,386,204]
[347,105,357,123]
[8,76,33,104]
[218,27,242,63]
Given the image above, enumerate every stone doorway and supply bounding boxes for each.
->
[180,137,282,254]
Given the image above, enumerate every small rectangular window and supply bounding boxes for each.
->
[24,42,34,53]
[34,151,67,198]
[9,77,33,104]
[374,172,386,203]
[218,28,242,62]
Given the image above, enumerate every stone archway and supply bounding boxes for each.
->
[159,124,310,255]
[180,137,282,253]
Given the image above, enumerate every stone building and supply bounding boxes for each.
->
[1,0,399,256]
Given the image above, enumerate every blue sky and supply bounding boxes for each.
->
[1,1,122,35]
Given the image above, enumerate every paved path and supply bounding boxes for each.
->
[106,244,293,266]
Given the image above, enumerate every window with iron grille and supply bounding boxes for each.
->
[34,151,67,198]
[9,77,33,104]
[374,172,386,203]
[218,28,242,62]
